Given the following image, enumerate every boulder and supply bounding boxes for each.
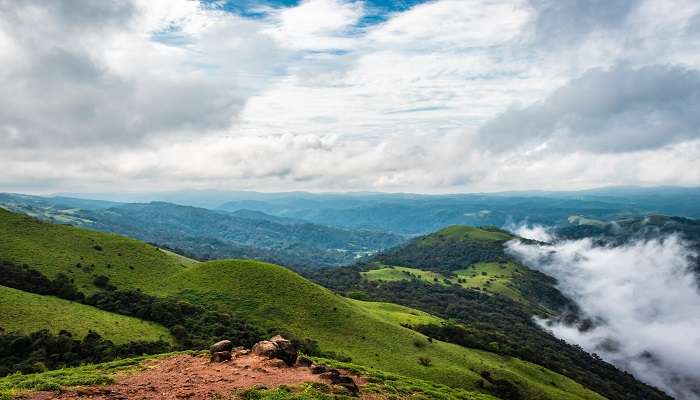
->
[251,336,298,366]
[251,340,278,358]
[211,351,231,363]
[269,336,298,366]
[210,340,233,354]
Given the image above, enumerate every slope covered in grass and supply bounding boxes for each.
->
[160,260,604,400]
[0,286,173,344]
[362,262,527,304]
[0,208,187,295]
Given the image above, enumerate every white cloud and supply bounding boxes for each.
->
[1,0,700,193]
[508,236,700,399]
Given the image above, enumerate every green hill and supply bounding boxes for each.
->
[0,209,609,399]
[155,259,602,400]
[0,208,187,295]
[0,285,173,344]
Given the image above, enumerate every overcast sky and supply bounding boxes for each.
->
[1,0,699,194]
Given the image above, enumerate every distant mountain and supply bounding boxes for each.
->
[0,194,406,270]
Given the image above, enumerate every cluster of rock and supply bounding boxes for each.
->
[209,336,359,396]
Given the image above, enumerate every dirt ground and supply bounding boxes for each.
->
[26,354,363,400]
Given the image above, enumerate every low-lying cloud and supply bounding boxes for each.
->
[507,222,554,242]
[508,236,700,399]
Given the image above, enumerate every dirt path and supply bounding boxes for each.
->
[27,354,362,400]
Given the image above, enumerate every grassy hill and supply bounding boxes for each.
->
[0,286,173,344]
[0,209,607,399]
[155,260,603,400]
[0,208,187,295]
[370,225,570,314]
[362,262,528,304]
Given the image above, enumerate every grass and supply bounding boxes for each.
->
[0,285,174,344]
[362,262,526,304]
[425,226,512,242]
[159,260,604,400]
[0,352,192,399]
[0,208,186,295]
[0,210,604,399]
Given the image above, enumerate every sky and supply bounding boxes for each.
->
[1,0,699,194]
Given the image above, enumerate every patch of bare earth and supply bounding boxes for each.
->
[27,354,365,400]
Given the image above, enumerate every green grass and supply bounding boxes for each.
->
[0,285,174,344]
[427,226,512,242]
[159,260,603,400]
[0,208,186,295]
[0,352,192,399]
[362,262,526,304]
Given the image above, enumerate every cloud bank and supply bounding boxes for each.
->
[1,0,700,193]
[508,236,700,399]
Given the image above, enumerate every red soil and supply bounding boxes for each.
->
[26,354,363,400]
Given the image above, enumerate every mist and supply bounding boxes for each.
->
[507,236,700,399]
[509,223,554,242]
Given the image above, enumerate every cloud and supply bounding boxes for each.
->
[526,0,640,47]
[0,0,285,149]
[508,236,700,399]
[477,65,700,153]
[507,223,554,242]
[1,0,700,193]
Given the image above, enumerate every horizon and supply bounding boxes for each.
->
[8,184,700,201]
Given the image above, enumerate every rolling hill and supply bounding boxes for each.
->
[0,208,615,400]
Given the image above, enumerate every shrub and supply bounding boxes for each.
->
[417,356,432,367]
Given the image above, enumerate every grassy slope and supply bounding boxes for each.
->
[160,260,603,400]
[0,210,603,399]
[0,209,187,295]
[363,262,526,303]
[424,226,513,242]
[0,285,173,344]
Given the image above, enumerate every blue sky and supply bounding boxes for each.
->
[1,0,699,194]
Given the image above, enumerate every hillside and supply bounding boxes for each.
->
[0,285,173,344]
[0,209,673,399]
[309,225,671,400]
[0,208,187,295]
[0,209,615,400]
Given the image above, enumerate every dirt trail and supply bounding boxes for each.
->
[27,354,363,400]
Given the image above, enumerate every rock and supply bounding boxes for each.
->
[295,356,312,367]
[210,340,233,354]
[319,370,340,381]
[319,370,359,397]
[270,337,298,366]
[210,351,231,363]
[251,336,298,366]
[251,340,278,358]
[310,365,327,374]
